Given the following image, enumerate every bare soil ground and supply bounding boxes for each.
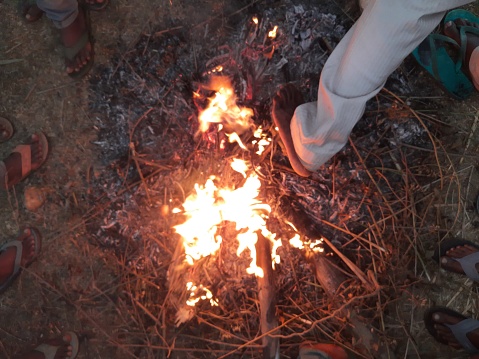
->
[1,0,479,358]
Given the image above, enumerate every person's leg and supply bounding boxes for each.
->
[35,0,78,28]
[25,0,107,22]
[35,0,93,76]
[288,0,474,172]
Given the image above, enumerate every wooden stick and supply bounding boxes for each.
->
[309,253,395,359]
[255,232,279,359]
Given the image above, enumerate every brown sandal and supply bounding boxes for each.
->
[0,132,49,189]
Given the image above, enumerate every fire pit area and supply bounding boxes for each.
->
[78,1,469,358]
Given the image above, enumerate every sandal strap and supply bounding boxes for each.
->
[34,343,60,359]
[425,34,461,78]
[458,25,479,64]
[0,241,23,292]
[12,144,32,178]
[64,31,89,61]
[451,251,479,282]
[445,318,479,353]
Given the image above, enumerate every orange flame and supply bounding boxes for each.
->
[252,126,271,155]
[268,25,278,39]
[175,76,302,310]
[186,282,219,307]
[173,160,282,282]
[198,76,253,137]
[286,221,324,253]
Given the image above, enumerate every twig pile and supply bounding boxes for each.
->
[82,1,471,358]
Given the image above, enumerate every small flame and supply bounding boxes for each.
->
[173,177,223,265]
[226,132,248,150]
[253,126,271,155]
[231,158,249,178]
[252,17,258,25]
[289,235,324,253]
[186,282,219,307]
[268,25,278,39]
[197,76,253,138]
[286,221,324,253]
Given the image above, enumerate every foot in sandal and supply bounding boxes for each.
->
[0,132,49,190]
[0,227,41,294]
[271,84,312,177]
[16,331,79,359]
[425,307,479,356]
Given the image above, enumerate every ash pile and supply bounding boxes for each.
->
[86,1,433,358]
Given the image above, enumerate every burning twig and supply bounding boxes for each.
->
[256,232,279,359]
[308,251,393,359]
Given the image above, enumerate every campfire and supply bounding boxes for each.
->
[174,75,326,305]
[87,2,440,358]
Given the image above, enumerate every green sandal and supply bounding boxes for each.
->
[412,33,474,100]
[444,9,479,76]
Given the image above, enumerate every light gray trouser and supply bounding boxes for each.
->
[36,0,78,28]
[291,0,474,171]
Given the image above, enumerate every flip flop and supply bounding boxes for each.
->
[0,132,49,189]
[443,9,479,87]
[271,84,312,177]
[432,238,479,282]
[34,331,80,359]
[0,117,13,143]
[0,227,42,294]
[65,5,95,79]
[444,9,479,29]
[424,307,479,354]
[19,0,44,23]
[412,33,474,100]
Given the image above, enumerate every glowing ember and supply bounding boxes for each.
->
[268,25,278,39]
[186,282,219,307]
[206,65,223,76]
[197,76,253,137]
[252,16,258,25]
[252,126,271,155]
